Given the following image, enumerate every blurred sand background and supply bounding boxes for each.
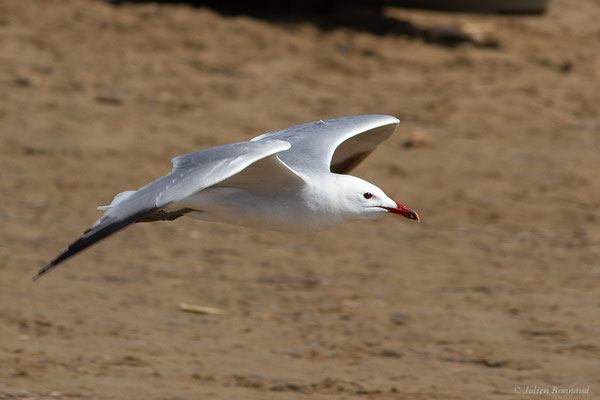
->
[1,0,599,399]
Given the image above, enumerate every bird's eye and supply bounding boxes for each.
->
[363,192,373,199]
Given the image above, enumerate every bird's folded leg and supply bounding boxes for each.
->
[136,208,195,223]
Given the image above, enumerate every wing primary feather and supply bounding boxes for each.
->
[33,208,155,281]
[250,115,399,174]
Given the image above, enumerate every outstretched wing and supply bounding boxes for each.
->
[35,139,291,280]
[251,115,399,175]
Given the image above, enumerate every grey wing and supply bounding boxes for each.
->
[251,115,399,175]
[34,139,291,280]
[213,152,303,194]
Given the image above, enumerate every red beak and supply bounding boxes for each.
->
[383,202,420,221]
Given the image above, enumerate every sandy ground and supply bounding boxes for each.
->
[1,0,599,399]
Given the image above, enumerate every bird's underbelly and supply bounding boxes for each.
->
[184,210,326,232]
[164,187,343,232]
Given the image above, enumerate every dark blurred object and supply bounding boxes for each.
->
[425,22,499,48]
[391,0,551,14]
[103,0,550,14]
[100,1,502,47]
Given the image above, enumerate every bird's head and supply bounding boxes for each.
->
[328,175,420,222]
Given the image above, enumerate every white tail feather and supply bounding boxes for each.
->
[96,190,136,211]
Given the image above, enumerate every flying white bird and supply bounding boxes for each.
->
[35,115,419,280]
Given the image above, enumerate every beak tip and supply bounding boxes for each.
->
[411,211,420,222]
[384,203,420,222]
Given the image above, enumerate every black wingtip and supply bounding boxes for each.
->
[33,209,155,281]
[32,263,55,282]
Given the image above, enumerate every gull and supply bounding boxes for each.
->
[35,115,419,280]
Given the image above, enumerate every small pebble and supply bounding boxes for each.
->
[404,131,432,148]
[389,312,409,326]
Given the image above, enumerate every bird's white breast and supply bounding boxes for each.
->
[168,185,345,232]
